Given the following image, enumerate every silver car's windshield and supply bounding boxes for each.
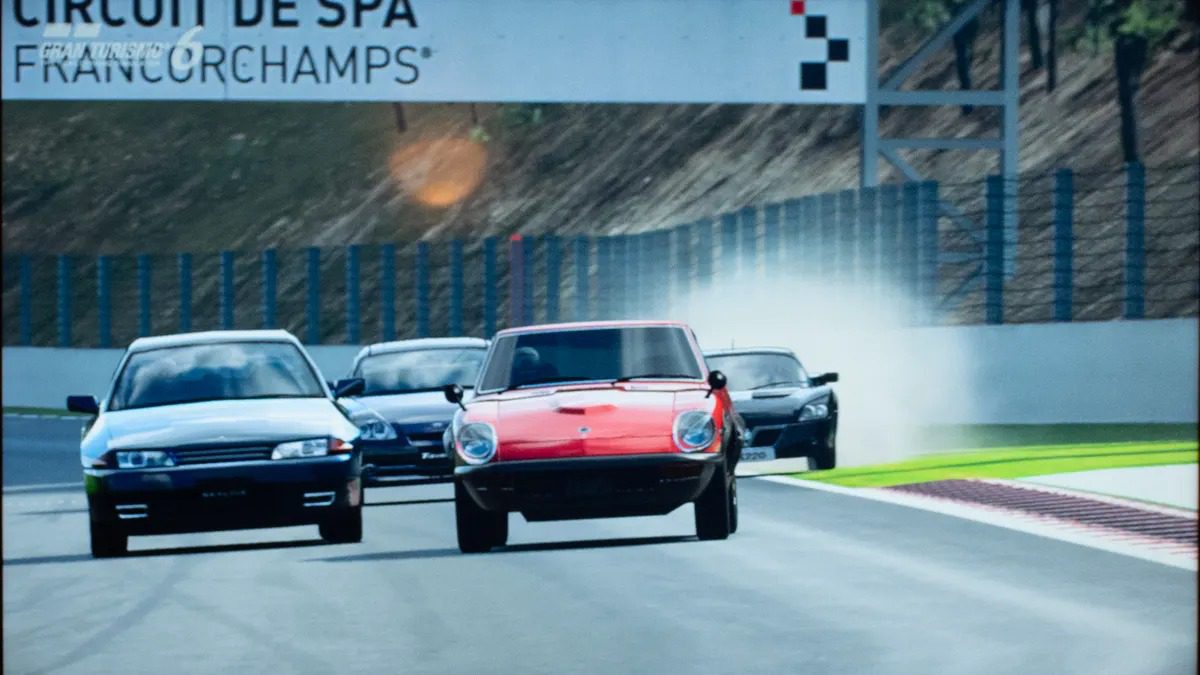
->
[354,348,487,396]
[108,342,326,411]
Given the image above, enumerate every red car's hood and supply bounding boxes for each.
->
[467,383,716,459]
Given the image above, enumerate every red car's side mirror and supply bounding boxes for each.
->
[706,371,727,398]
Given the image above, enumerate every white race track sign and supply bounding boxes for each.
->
[2,0,867,103]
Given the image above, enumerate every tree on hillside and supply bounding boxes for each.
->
[1081,0,1182,163]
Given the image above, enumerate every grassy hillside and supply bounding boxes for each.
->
[3,3,1197,256]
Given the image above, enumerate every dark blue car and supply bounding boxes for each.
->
[69,330,365,557]
[341,337,488,486]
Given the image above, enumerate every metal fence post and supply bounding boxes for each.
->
[523,237,535,325]
[573,236,589,321]
[262,249,276,329]
[819,193,837,277]
[448,241,462,337]
[858,187,878,293]
[346,245,361,344]
[57,254,71,347]
[1125,162,1145,319]
[483,237,497,336]
[918,181,940,320]
[19,255,32,346]
[612,235,627,319]
[545,235,561,323]
[985,176,1005,324]
[596,236,612,319]
[763,204,781,277]
[137,254,152,338]
[179,253,192,333]
[673,224,692,300]
[782,200,801,272]
[1052,169,1074,321]
[306,247,320,344]
[900,183,920,303]
[739,206,758,278]
[415,241,430,338]
[220,251,235,330]
[720,213,737,280]
[97,255,112,348]
[508,235,525,329]
[878,184,900,290]
[381,244,396,340]
[697,218,714,287]
[837,190,857,284]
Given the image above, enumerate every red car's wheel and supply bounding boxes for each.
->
[456,481,504,553]
[694,469,732,541]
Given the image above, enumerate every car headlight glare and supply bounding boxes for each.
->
[455,423,497,465]
[272,438,351,460]
[799,401,830,421]
[356,413,397,441]
[673,410,716,452]
[115,450,175,469]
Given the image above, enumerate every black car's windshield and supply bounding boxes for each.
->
[706,353,809,391]
[108,342,325,411]
[478,326,702,392]
[354,348,486,395]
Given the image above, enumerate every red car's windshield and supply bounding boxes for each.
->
[478,326,703,392]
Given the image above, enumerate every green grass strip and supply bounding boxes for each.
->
[798,441,1198,488]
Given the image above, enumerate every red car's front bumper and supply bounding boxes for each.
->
[455,453,725,521]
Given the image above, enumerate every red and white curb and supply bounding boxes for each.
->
[760,475,1198,571]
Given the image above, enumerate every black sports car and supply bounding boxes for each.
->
[341,337,488,486]
[70,330,366,557]
[704,348,839,470]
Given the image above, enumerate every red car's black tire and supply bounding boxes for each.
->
[694,470,731,541]
[456,481,501,553]
[320,506,363,544]
[89,519,127,558]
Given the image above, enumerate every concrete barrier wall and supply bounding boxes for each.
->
[3,319,1196,423]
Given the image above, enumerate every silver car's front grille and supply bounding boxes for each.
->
[170,445,275,465]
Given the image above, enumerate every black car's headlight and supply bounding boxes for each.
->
[799,399,830,421]
[455,423,497,465]
[673,411,716,452]
[114,450,175,469]
[271,438,353,460]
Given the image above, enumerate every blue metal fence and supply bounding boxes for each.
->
[6,162,1197,347]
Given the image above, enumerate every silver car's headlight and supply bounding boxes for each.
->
[673,411,716,452]
[115,450,175,469]
[354,411,398,441]
[799,400,830,421]
[272,438,353,459]
[455,423,497,464]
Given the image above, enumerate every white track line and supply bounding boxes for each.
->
[760,475,1198,571]
[3,482,82,494]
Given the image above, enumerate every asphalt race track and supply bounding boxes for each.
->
[4,417,1197,674]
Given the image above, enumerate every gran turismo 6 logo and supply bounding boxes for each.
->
[790,0,851,91]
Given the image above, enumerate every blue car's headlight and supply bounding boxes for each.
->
[115,450,175,469]
[799,400,830,421]
[673,411,716,452]
[455,423,497,464]
[352,410,398,441]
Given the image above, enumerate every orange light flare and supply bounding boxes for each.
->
[388,137,488,208]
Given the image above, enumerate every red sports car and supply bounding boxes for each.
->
[443,320,742,553]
